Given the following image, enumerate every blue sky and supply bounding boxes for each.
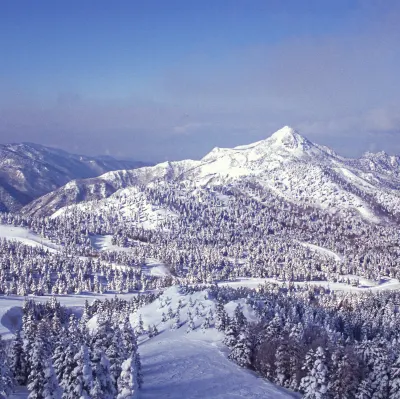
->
[0,1,399,161]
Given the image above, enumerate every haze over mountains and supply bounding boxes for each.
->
[19,126,400,224]
[0,142,149,212]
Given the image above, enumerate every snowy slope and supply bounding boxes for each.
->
[22,126,400,223]
[0,224,61,253]
[0,142,148,212]
[129,287,296,399]
[139,336,295,399]
[52,186,179,229]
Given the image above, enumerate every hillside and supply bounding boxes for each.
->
[22,126,400,223]
[0,142,148,211]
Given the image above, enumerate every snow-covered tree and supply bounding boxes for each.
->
[117,356,138,399]
[300,347,328,399]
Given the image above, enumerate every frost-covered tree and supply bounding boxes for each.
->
[300,347,328,399]
[171,308,181,330]
[223,319,238,348]
[389,355,400,398]
[10,329,25,385]
[0,335,13,399]
[70,344,92,399]
[42,359,61,399]
[91,351,116,399]
[28,322,51,399]
[117,356,138,399]
[229,332,251,368]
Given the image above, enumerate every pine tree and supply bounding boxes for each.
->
[27,322,50,399]
[329,348,359,398]
[223,319,238,348]
[117,356,138,399]
[389,355,400,398]
[136,315,144,335]
[22,309,37,384]
[91,350,116,399]
[0,335,13,399]
[300,347,328,399]
[106,326,123,391]
[187,313,195,333]
[42,359,61,399]
[58,337,78,398]
[215,302,229,332]
[201,314,210,332]
[134,353,143,389]
[229,332,251,368]
[275,340,290,387]
[70,344,92,399]
[171,309,181,330]
[233,304,246,332]
[10,329,25,385]
[121,316,138,359]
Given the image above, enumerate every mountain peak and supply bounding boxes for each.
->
[266,126,312,152]
[269,125,298,139]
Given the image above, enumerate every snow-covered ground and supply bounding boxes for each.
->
[218,276,400,293]
[299,241,342,261]
[129,287,296,399]
[7,286,296,399]
[0,292,139,339]
[0,224,60,253]
[90,234,170,277]
[139,336,295,399]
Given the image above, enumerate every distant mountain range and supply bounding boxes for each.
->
[0,142,149,211]
[20,126,400,224]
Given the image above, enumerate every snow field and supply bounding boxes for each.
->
[130,287,295,398]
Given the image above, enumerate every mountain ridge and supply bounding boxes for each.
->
[0,142,149,212]
[19,126,400,222]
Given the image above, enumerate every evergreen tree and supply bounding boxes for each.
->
[134,353,143,389]
[329,348,359,398]
[0,335,13,399]
[223,319,238,348]
[389,355,400,398]
[22,309,37,384]
[27,322,50,399]
[215,302,229,332]
[275,340,290,387]
[58,337,78,398]
[10,329,25,385]
[71,344,92,399]
[300,347,328,399]
[187,313,195,333]
[42,359,61,399]
[233,304,246,332]
[117,356,138,399]
[171,309,181,330]
[106,326,123,391]
[121,316,138,359]
[91,350,116,399]
[229,332,251,368]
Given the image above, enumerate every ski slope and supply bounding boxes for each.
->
[127,287,296,399]
[139,336,295,399]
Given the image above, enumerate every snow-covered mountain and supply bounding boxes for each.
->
[21,126,400,222]
[0,142,148,211]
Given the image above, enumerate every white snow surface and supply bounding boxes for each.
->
[139,336,295,399]
[299,241,342,261]
[130,287,295,399]
[0,224,61,253]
